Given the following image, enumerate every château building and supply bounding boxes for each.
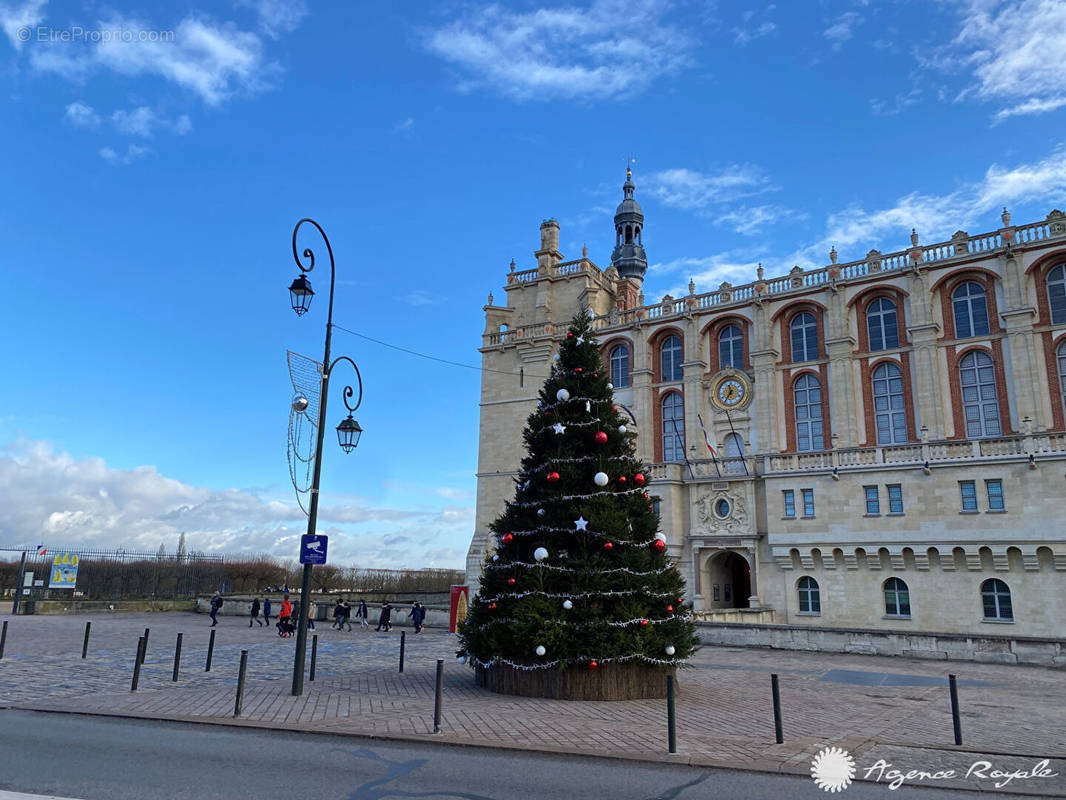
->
[467,169,1066,660]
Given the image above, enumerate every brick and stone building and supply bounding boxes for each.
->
[467,169,1066,657]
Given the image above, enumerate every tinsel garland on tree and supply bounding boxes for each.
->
[458,312,698,671]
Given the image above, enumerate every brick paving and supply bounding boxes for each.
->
[1,612,1064,796]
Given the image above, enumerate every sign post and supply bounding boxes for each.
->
[299,534,328,565]
[48,552,81,589]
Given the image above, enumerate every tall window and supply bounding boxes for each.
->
[867,297,899,351]
[724,432,745,474]
[791,312,818,362]
[661,335,683,382]
[610,345,630,388]
[952,281,990,338]
[801,488,815,517]
[981,578,1013,621]
[959,480,978,512]
[719,324,743,369]
[1059,341,1066,418]
[783,490,796,518]
[1048,264,1066,325]
[884,577,911,617]
[985,479,1005,510]
[793,373,825,451]
[872,362,907,444]
[864,486,880,514]
[798,577,820,614]
[959,351,1001,438]
[662,392,684,462]
[887,484,904,514]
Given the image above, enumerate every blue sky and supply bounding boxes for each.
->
[1,0,1064,568]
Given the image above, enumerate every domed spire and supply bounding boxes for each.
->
[610,166,647,282]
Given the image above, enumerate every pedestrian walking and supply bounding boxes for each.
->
[249,597,264,627]
[340,600,353,631]
[331,598,343,629]
[278,594,293,637]
[408,601,426,634]
[209,592,223,626]
[307,600,317,631]
[263,596,272,627]
[356,599,370,628]
[376,600,392,632]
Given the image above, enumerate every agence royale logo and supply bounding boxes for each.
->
[811,747,856,792]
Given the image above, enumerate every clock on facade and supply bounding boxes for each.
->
[709,370,753,411]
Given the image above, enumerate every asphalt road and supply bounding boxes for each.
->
[0,710,1013,800]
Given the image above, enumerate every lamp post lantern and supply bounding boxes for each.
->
[288,218,363,696]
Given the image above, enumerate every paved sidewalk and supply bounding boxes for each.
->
[1,612,1063,796]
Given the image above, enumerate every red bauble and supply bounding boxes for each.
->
[507,577,516,585]
[612,405,617,412]
[575,367,583,373]
[567,332,574,338]
[547,471,560,483]
[603,541,614,551]
[634,473,646,486]
[619,475,627,484]
[489,602,497,610]
[677,596,684,603]
[502,533,514,544]
[593,373,599,377]
[594,431,608,444]
[589,660,598,670]
[643,491,649,499]
[667,604,674,613]
[640,619,649,626]
[652,539,666,552]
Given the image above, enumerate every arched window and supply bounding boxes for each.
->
[952,281,990,338]
[959,351,1001,438]
[884,577,911,617]
[981,578,1013,621]
[661,392,685,462]
[1049,265,1066,325]
[661,335,683,382]
[610,345,630,388]
[872,362,907,444]
[867,297,899,351]
[1058,340,1066,418]
[718,324,743,369]
[793,373,825,451]
[724,432,745,474]
[798,576,820,614]
[790,312,818,362]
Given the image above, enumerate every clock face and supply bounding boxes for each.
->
[717,379,745,407]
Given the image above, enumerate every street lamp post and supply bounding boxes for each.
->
[288,218,364,697]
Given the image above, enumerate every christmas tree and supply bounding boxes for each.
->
[459,312,697,698]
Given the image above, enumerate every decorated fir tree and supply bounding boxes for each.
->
[459,312,698,699]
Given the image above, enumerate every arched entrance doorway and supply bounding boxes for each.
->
[706,550,751,609]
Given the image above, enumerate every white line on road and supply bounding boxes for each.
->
[0,792,84,800]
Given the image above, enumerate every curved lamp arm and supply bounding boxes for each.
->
[292,218,338,330]
[328,355,363,413]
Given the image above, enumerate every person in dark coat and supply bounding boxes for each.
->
[376,600,393,632]
[209,592,222,626]
[356,599,369,628]
[249,597,264,627]
[331,599,343,629]
[408,601,426,633]
[263,596,272,626]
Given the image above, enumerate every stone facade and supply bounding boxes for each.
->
[468,182,1066,643]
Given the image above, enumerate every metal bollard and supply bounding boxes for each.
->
[141,627,150,663]
[234,650,248,717]
[82,621,91,659]
[131,637,145,691]
[172,633,183,682]
[399,631,406,673]
[433,659,444,733]
[948,674,963,745]
[309,634,318,682]
[0,620,7,660]
[771,673,784,744]
[666,675,677,754]
[205,628,216,672]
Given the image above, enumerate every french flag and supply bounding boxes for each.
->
[696,414,718,457]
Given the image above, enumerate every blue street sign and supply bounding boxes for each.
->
[300,534,328,565]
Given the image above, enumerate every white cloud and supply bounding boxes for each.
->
[0,0,45,50]
[64,100,100,128]
[423,0,694,100]
[0,440,471,568]
[236,0,308,39]
[719,204,804,235]
[645,166,776,212]
[870,86,922,116]
[823,11,861,50]
[111,106,192,137]
[99,143,152,164]
[393,117,415,136]
[940,0,1066,120]
[401,290,442,307]
[650,251,763,297]
[733,6,776,45]
[29,13,277,106]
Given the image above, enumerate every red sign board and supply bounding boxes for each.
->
[449,585,469,633]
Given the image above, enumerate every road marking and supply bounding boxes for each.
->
[0,792,84,800]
